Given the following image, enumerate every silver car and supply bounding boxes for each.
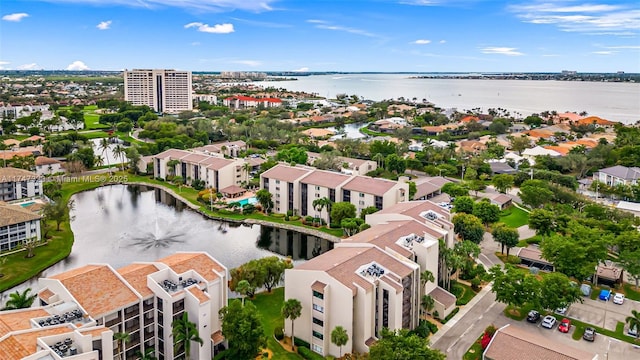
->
[541,315,556,329]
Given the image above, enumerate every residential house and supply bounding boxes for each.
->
[488,161,517,175]
[0,201,42,251]
[521,146,562,164]
[595,165,640,186]
[153,149,248,191]
[475,192,513,210]
[37,252,228,360]
[576,116,616,128]
[412,177,452,200]
[284,244,420,357]
[34,156,63,176]
[0,167,43,201]
[301,128,335,139]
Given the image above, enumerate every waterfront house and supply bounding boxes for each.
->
[0,201,42,251]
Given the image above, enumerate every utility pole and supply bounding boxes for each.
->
[530,167,534,180]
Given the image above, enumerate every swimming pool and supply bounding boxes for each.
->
[238,197,258,206]
[20,201,36,207]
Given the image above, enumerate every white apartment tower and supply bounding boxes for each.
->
[124,69,193,113]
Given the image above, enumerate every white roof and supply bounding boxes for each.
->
[522,146,561,157]
[617,201,640,213]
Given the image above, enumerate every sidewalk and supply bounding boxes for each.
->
[429,282,494,345]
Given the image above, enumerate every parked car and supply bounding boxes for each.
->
[613,293,625,305]
[558,318,571,333]
[599,289,611,301]
[541,315,556,329]
[583,327,596,341]
[527,310,541,323]
[629,324,638,338]
[555,305,568,314]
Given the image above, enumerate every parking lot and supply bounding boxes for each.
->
[568,297,639,333]
[520,315,640,360]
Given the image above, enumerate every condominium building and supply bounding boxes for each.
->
[284,244,420,356]
[222,95,282,110]
[306,152,377,176]
[36,252,228,360]
[124,69,193,113]
[0,202,42,251]
[193,140,248,158]
[260,164,409,217]
[153,149,248,191]
[0,167,43,201]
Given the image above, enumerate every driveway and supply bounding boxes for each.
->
[568,297,640,332]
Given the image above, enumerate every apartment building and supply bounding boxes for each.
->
[0,202,42,252]
[306,152,377,176]
[153,149,248,191]
[284,244,420,356]
[124,69,193,113]
[0,167,43,201]
[260,164,409,217]
[37,252,228,360]
[0,307,115,359]
[193,140,248,158]
[223,95,282,110]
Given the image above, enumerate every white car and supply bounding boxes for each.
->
[613,293,625,305]
[541,315,557,329]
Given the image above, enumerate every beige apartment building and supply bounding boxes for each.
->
[153,149,248,192]
[124,69,193,113]
[35,252,228,360]
[284,244,420,357]
[0,167,43,201]
[260,164,409,217]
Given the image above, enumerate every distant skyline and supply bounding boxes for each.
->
[1,0,639,73]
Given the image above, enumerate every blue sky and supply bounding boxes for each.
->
[1,0,639,72]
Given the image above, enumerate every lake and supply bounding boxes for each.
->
[266,74,640,124]
[1,185,333,300]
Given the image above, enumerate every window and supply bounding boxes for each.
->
[313,317,324,326]
[313,290,324,300]
[313,304,324,313]
[316,186,320,190]
[359,193,365,198]
[276,180,280,184]
[312,344,323,354]
[313,331,324,340]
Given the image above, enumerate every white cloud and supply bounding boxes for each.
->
[481,47,524,56]
[191,41,201,46]
[605,45,640,49]
[66,60,89,70]
[185,22,234,34]
[292,67,309,72]
[232,60,261,67]
[306,19,377,38]
[509,2,640,35]
[414,39,431,44]
[0,61,10,70]
[439,40,446,44]
[97,20,112,30]
[593,50,616,55]
[30,0,275,12]
[2,13,29,22]
[17,63,39,70]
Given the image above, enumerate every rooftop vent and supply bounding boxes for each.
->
[421,210,440,221]
[360,263,385,278]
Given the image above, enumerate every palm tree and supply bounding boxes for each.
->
[172,312,203,358]
[113,332,130,360]
[282,299,302,351]
[99,138,111,172]
[23,237,37,258]
[136,347,157,360]
[331,326,349,357]
[372,152,385,169]
[236,279,252,306]
[2,288,36,310]
[113,144,126,171]
[627,309,640,341]
[421,295,435,317]
[420,270,435,292]
[242,162,252,185]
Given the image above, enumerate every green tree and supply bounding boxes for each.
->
[42,199,75,231]
[626,310,640,340]
[491,174,514,194]
[421,295,435,317]
[472,199,500,227]
[113,332,130,360]
[538,272,582,311]
[385,153,406,174]
[369,328,445,360]
[360,205,379,220]
[236,279,253,306]
[452,213,485,243]
[619,249,640,290]
[441,182,469,197]
[453,196,474,214]
[282,299,302,351]
[528,209,555,239]
[256,189,274,213]
[420,270,435,290]
[492,224,520,256]
[260,256,293,292]
[276,147,308,165]
[519,180,554,209]
[331,326,349,357]
[172,313,203,358]
[489,264,539,309]
[136,347,157,360]
[331,201,356,226]
[2,288,36,310]
[219,301,266,359]
[126,146,141,174]
[509,135,531,155]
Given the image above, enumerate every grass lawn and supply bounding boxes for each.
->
[249,288,303,360]
[623,283,640,301]
[452,281,478,306]
[498,206,529,228]
[0,180,102,292]
[463,334,484,360]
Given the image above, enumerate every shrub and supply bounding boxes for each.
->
[427,321,439,334]
[298,347,322,360]
[484,325,497,337]
[290,215,301,221]
[471,277,482,291]
[304,216,314,223]
[274,327,284,341]
[272,213,286,218]
[506,255,521,264]
[263,352,269,358]
[287,210,294,216]
[441,307,460,324]
[294,337,311,349]
[433,311,440,320]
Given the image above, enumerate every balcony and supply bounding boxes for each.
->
[105,317,120,328]
[125,320,140,333]
[124,310,139,321]
[172,301,185,314]
[143,301,154,313]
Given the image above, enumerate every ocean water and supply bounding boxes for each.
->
[265,74,640,124]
